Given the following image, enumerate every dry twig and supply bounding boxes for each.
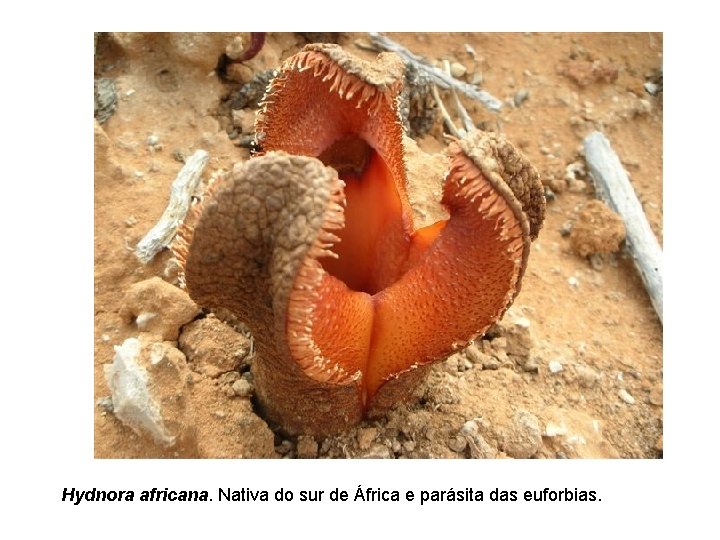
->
[368,32,503,112]
[135,150,209,264]
[583,132,663,324]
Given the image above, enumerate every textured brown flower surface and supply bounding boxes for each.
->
[176,44,545,436]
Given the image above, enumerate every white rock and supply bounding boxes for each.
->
[105,337,193,448]
[232,378,253,397]
[568,276,580,288]
[618,389,636,405]
[450,61,467,78]
[104,338,175,446]
[548,360,564,373]
[544,421,568,437]
[513,316,531,329]
[135,312,157,331]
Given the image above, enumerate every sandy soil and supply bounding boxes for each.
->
[94,32,662,458]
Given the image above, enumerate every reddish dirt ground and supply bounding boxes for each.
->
[94,32,662,458]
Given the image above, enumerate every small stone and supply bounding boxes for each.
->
[644,82,659,96]
[101,334,111,342]
[402,440,416,452]
[450,61,467,78]
[570,200,627,257]
[464,343,484,364]
[448,436,468,453]
[618,389,635,405]
[471,71,483,85]
[544,421,568,437]
[359,444,392,459]
[96,396,114,413]
[589,253,605,271]
[296,436,318,459]
[135,312,157,331]
[560,221,573,237]
[460,420,497,459]
[548,359,564,373]
[120,277,200,341]
[232,379,253,398]
[576,365,599,388]
[179,317,252,374]
[568,276,579,288]
[357,427,378,450]
[124,215,138,227]
[276,440,293,455]
[225,35,246,61]
[483,356,500,370]
[503,411,542,459]
[514,89,529,107]
[522,356,540,373]
[146,134,160,146]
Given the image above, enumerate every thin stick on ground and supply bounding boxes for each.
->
[430,84,461,139]
[369,32,503,112]
[442,59,476,135]
[135,149,209,264]
[583,131,663,324]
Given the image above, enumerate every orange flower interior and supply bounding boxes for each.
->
[259,49,526,409]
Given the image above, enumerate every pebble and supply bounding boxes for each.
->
[225,35,246,61]
[101,333,111,342]
[96,396,114,413]
[483,356,500,370]
[514,89,530,107]
[548,360,564,373]
[402,440,416,453]
[276,440,293,455]
[544,421,568,437]
[589,253,605,271]
[232,378,253,397]
[450,61,467,78]
[560,221,573,237]
[522,356,540,373]
[503,411,542,459]
[448,436,468,453]
[575,365,600,388]
[464,343,484,364]
[460,420,497,459]
[618,389,635,405]
[644,82,659,96]
[296,436,318,459]
[146,134,160,146]
[568,276,579,289]
[471,72,484,85]
[135,312,157,331]
[357,427,378,450]
[359,444,393,459]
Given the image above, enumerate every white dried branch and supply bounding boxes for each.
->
[583,131,663,324]
[135,149,209,264]
[369,32,503,112]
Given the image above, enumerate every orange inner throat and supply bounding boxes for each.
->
[313,135,448,406]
